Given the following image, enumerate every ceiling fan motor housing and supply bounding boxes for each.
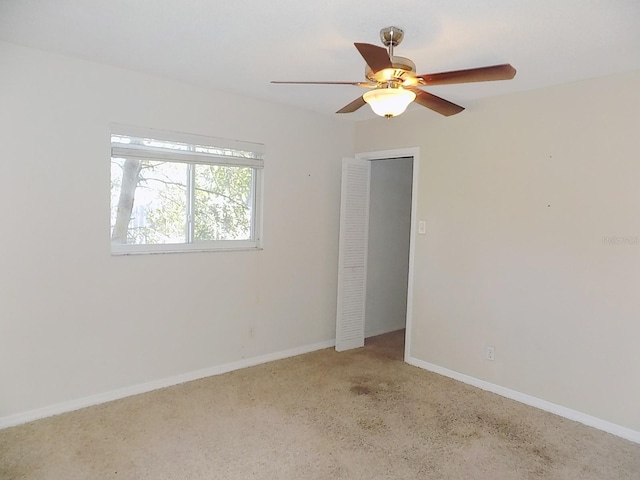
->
[365,56,416,85]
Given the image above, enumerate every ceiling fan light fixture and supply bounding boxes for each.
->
[363,87,416,118]
[272,27,515,117]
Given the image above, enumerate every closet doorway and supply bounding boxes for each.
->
[335,147,419,361]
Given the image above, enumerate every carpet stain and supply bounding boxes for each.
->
[473,411,560,475]
[448,423,481,440]
[349,374,376,397]
[348,374,398,402]
[350,385,372,396]
[356,417,387,432]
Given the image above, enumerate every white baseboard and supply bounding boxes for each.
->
[0,338,336,430]
[365,324,405,338]
[406,356,640,445]
[9,341,636,446]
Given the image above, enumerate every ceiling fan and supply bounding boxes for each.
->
[272,27,516,118]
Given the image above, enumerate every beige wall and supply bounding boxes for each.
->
[0,41,353,420]
[355,71,640,432]
[2,37,639,435]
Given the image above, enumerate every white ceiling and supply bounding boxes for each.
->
[1,0,639,120]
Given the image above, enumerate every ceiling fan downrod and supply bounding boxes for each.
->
[380,26,404,58]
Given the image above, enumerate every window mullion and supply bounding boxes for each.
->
[186,163,195,243]
[250,169,256,241]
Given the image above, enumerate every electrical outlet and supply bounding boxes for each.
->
[485,346,495,361]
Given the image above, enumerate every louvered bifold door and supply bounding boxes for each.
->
[335,158,371,352]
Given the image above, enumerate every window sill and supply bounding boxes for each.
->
[111,242,262,256]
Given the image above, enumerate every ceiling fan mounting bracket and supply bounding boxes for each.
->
[380,26,404,48]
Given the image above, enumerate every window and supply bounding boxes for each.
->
[110,126,263,254]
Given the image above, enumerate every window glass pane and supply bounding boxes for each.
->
[193,165,253,241]
[111,159,188,245]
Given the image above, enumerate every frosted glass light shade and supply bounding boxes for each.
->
[363,88,416,118]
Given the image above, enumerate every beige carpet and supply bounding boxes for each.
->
[1,330,639,479]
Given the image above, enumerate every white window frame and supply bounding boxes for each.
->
[110,125,264,255]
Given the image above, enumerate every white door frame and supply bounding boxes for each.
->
[355,147,419,361]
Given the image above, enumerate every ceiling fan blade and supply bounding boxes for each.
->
[336,96,367,114]
[271,81,373,87]
[354,43,392,73]
[417,64,516,86]
[408,88,465,116]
